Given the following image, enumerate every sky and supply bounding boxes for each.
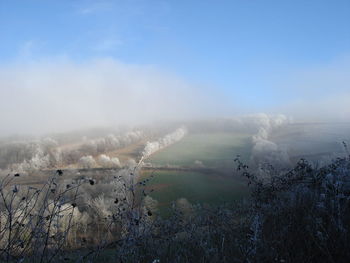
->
[1,0,350,135]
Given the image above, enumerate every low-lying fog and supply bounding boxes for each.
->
[0,113,349,178]
[1,56,350,137]
[1,58,350,176]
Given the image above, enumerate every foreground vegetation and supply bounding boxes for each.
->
[1,148,350,262]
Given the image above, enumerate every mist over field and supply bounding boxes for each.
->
[1,1,350,262]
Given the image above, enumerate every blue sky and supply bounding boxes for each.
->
[0,0,350,134]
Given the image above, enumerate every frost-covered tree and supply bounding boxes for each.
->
[98,154,121,168]
[142,127,187,158]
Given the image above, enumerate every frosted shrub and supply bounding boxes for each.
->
[98,154,121,168]
[79,155,96,169]
[143,196,159,213]
[0,172,83,262]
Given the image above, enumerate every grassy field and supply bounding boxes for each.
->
[146,132,252,169]
[140,132,253,214]
[141,170,248,210]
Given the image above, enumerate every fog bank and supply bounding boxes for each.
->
[0,58,215,136]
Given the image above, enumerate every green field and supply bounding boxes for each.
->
[141,132,253,213]
[147,132,252,170]
[142,170,249,207]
